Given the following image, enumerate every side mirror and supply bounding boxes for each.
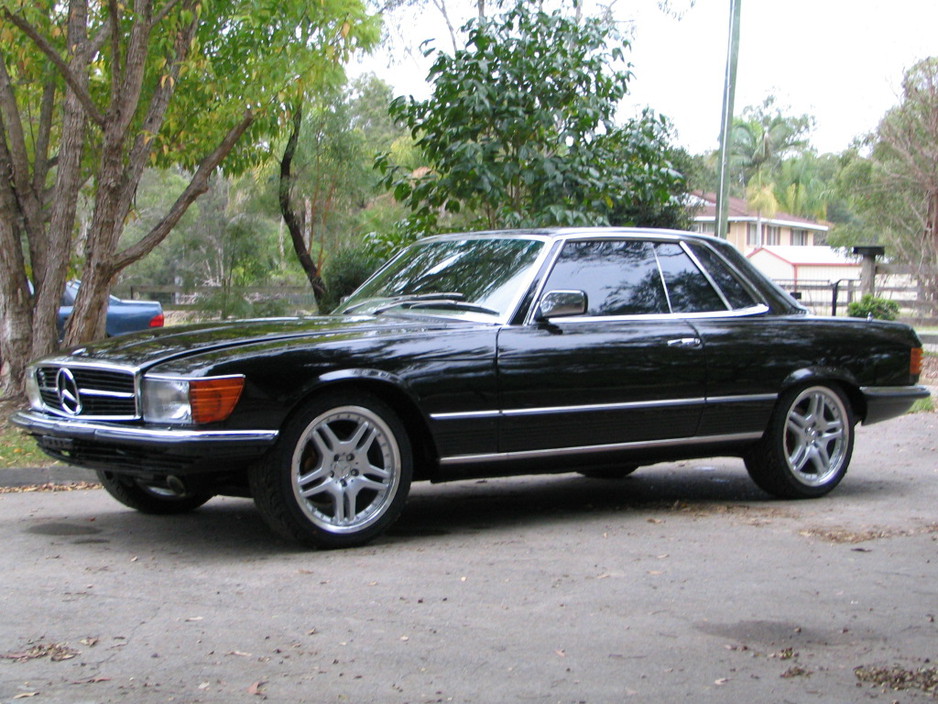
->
[535,290,587,321]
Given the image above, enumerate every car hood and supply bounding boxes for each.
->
[56,314,481,371]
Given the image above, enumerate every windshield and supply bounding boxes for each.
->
[340,236,546,321]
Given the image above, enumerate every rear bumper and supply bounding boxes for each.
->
[860,385,931,425]
[11,410,278,475]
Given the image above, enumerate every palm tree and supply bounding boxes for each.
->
[746,176,779,247]
[730,97,812,193]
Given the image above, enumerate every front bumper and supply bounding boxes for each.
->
[11,410,279,475]
[860,385,931,425]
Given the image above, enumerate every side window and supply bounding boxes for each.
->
[543,240,669,316]
[655,243,726,313]
[686,243,758,310]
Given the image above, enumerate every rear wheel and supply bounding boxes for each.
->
[745,384,854,499]
[97,471,213,514]
[250,391,412,548]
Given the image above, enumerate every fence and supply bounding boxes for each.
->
[123,280,936,323]
[125,285,320,317]
[776,278,935,320]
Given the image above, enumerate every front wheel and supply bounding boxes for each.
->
[745,384,855,499]
[97,471,213,514]
[250,392,413,548]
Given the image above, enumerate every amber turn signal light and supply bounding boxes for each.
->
[189,376,245,424]
[910,347,924,377]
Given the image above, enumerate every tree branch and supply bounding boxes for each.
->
[32,80,56,197]
[0,59,45,238]
[120,3,199,212]
[1,9,106,128]
[111,110,255,272]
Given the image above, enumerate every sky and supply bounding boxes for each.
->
[352,0,938,155]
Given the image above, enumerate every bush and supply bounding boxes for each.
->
[320,247,385,314]
[847,294,900,321]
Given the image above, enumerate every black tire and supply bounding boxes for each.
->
[745,384,855,499]
[249,391,413,549]
[577,464,640,480]
[96,471,213,514]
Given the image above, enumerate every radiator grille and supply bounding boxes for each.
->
[35,364,138,419]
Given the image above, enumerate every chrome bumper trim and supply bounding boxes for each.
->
[11,410,279,446]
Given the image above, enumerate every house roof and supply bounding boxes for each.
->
[747,246,860,267]
[689,192,829,232]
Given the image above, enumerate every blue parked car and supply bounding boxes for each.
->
[58,281,164,337]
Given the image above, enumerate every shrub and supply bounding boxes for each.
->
[847,294,900,321]
[320,247,385,313]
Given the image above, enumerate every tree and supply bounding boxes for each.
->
[0,0,378,397]
[379,0,687,236]
[833,59,938,309]
[278,75,407,307]
[730,97,813,193]
[773,152,835,221]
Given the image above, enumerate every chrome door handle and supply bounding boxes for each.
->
[667,337,702,348]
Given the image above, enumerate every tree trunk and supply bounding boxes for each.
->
[279,104,327,306]
[0,213,33,398]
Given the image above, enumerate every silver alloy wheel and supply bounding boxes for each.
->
[290,405,401,535]
[783,386,849,487]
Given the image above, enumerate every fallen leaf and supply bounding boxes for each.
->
[13,694,39,699]
[247,680,267,696]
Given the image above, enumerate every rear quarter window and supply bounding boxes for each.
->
[686,242,758,310]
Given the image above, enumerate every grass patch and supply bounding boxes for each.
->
[910,397,935,414]
[0,425,57,469]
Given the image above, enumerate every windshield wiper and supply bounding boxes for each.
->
[344,292,465,315]
[366,292,466,315]
[398,300,499,316]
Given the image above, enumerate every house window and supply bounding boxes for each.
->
[764,226,780,245]
[791,228,808,246]
[695,221,715,235]
[747,223,759,245]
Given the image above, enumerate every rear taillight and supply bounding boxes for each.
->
[911,347,924,376]
[149,312,164,328]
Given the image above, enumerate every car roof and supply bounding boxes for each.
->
[420,227,717,245]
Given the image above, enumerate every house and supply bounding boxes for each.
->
[688,192,829,252]
[746,245,861,285]
[687,193,865,314]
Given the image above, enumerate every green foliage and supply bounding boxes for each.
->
[320,247,385,313]
[379,1,687,234]
[281,75,409,257]
[834,59,938,308]
[730,97,814,194]
[152,0,381,174]
[847,294,900,321]
[121,173,295,291]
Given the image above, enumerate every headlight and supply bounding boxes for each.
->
[142,375,245,425]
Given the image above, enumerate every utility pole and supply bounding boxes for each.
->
[715,0,741,239]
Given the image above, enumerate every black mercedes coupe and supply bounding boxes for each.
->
[13,229,930,547]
